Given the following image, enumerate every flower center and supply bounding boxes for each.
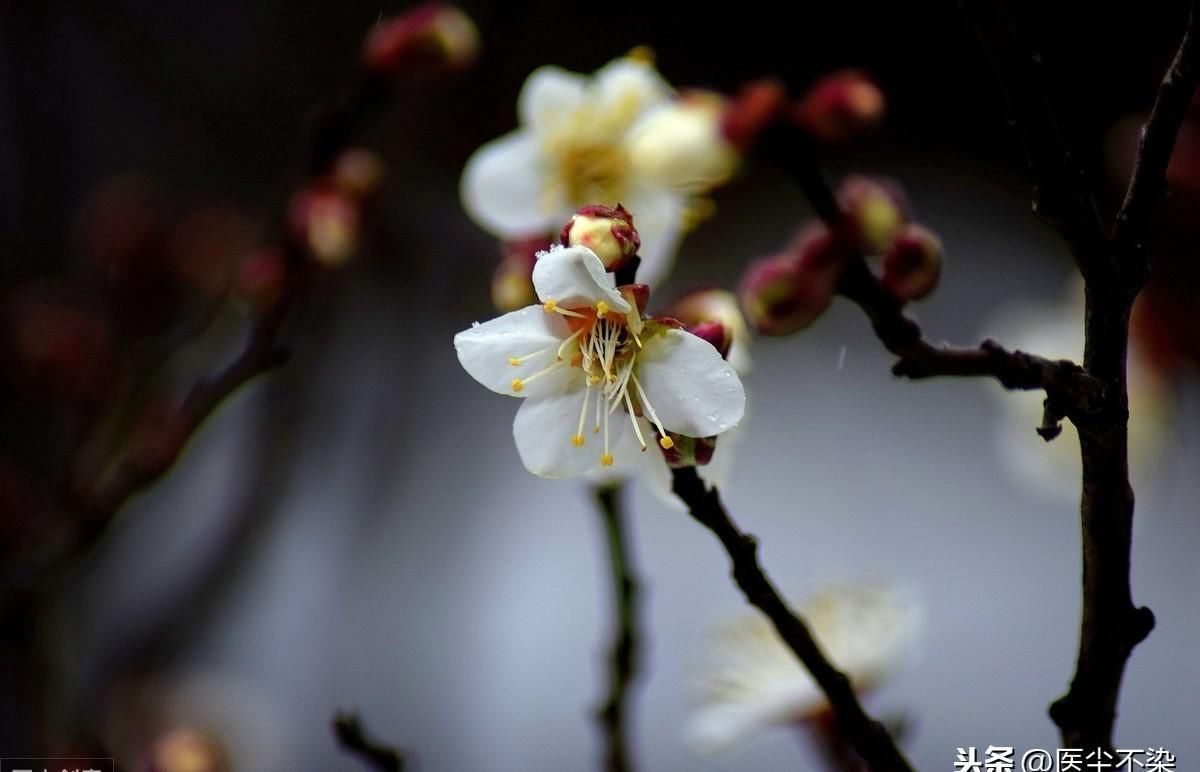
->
[508,298,673,467]
[554,142,629,206]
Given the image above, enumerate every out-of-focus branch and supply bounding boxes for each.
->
[670,467,915,772]
[592,484,641,772]
[333,712,404,772]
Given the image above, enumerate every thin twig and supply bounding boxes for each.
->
[592,483,640,772]
[671,467,915,772]
[333,711,405,772]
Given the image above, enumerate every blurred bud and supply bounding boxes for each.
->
[363,4,480,76]
[128,399,190,478]
[618,283,651,317]
[12,295,114,404]
[657,431,719,468]
[881,224,943,301]
[669,287,751,373]
[288,187,360,266]
[491,237,546,312]
[235,248,288,314]
[837,175,907,255]
[560,204,640,270]
[331,148,386,200]
[169,208,257,298]
[721,78,788,151]
[148,727,230,772]
[627,92,740,193]
[795,69,885,145]
[739,252,836,336]
[688,320,733,359]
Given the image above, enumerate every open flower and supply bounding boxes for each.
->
[454,245,745,478]
[460,55,738,286]
[686,582,921,755]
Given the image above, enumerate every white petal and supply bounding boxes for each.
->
[593,58,672,122]
[627,102,739,193]
[697,416,745,491]
[638,430,687,512]
[460,132,560,238]
[621,186,685,287]
[532,245,631,312]
[518,66,587,136]
[636,329,745,437]
[513,389,625,479]
[454,306,575,399]
[684,702,771,756]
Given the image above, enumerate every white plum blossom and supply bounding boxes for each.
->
[685,582,921,755]
[985,282,1172,503]
[455,245,745,478]
[460,55,738,287]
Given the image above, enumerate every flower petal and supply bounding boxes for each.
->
[621,186,685,287]
[513,388,625,478]
[532,245,631,313]
[636,329,745,436]
[460,131,560,238]
[627,101,739,193]
[454,306,576,399]
[593,58,672,125]
[518,65,587,136]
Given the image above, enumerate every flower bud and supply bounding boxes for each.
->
[881,224,943,301]
[739,253,836,336]
[795,69,885,145]
[560,205,640,271]
[721,78,788,151]
[288,186,360,267]
[149,727,230,772]
[618,283,651,317]
[491,237,546,312]
[363,4,480,77]
[688,320,733,359]
[627,92,740,193]
[235,247,288,313]
[837,175,907,255]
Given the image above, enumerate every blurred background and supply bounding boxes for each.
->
[1,1,1197,770]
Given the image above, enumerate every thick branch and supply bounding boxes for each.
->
[592,484,640,772]
[671,467,915,772]
[333,712,404,772]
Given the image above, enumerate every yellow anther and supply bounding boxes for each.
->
[659,436,674,450]
[543,299,557,313]
[600,453,614,467]
[571,434,585,448]
[596,300,610,316]
[589,374,602,385]
[511,378,524,393]
[508,357,521,366]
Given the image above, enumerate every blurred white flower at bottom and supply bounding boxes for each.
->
[685,581,922,755]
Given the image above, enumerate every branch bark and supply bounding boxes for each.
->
[333,712,404,772]
[592,484,640,772]
[671,467,915,772]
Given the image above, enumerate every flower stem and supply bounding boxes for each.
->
[592,482,641,772]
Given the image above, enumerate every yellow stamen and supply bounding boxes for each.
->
[543,299,556,313]
[600,453,614,466]
[572,434,585,447]
[596,300,610,316]
[511,378,524,393]
[659,436,674,449]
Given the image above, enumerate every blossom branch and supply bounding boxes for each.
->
[592,483,641,772]
[333,711,404,771]
[670,467,916,772]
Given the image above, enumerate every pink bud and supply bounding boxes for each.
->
[288,186,360,266]
[837,175,908,255]
[560,204,640,271]
[363,4,480,77]
[739,253,836,336]
[331,148,386,200]
[795,69,886,145]
[721,78,788,151]
[881,224,943,301]
[688,320,733,359]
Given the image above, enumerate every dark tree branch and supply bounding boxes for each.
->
[592,483,641,772]
[333,712,404,772]
[670,467,915,772]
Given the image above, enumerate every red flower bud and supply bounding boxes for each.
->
[795,69,886,145]
[288,186,360,266]
[363,4,480,77]
[837,175,908,255]
[688,320,733,359]
[739,252,836,336]
[331,148,386,200]
[721,78,788,151]
[618,283,651,317]
[560,204,640,271]
[881,224,943,301]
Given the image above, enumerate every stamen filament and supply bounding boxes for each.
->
[631,373,672,448]
[573,383,590,447]
[624,388,647,451]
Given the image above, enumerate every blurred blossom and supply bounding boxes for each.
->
[985,282,1173,503]
[686,581,921,755]
[460,54,740,286]
[491,237,548,312]
[363,4,480,76]
[454,244,745,478]
[837,175,908,256]
[880,223,943,302]
[288,186,360,267]
[331,148,387,200]
[795,69,886,145]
